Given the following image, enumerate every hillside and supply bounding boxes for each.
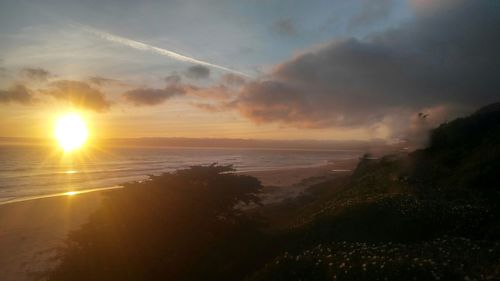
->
[250,103,500,280]
[412,102,500,193]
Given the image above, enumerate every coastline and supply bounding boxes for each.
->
[243,158,358,187]
[0,158,360,207]
[244,158,358,205]
[0,159,359,281]
[0,186,124,206]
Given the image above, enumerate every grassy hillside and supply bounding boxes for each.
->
[250,103,500,280]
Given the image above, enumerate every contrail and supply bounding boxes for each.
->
[80,26,251,78]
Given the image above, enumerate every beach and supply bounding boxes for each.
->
[0,159,358,281]
[0,191,105,281]
[245,158,358,205]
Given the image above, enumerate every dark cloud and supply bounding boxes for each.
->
[189,84,233,99]
[185,74,245,100]
[45,80,112,112]
[124,72,238,107]
[0,84,35,105]
[228,0,500,135]
[165,73,182,84]
[88,76,126,87]
[235,81,314,126]
[191,102,228,113]
[20,67,50,82]
[183,74,246,100]
[271,18,297,37]
[185,65,210,80]
[123,84,191,106]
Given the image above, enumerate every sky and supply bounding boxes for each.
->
[0,0,498,142]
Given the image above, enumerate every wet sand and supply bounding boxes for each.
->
[245,158,358,205]
[244,158,358,187]
[0,191,108,281]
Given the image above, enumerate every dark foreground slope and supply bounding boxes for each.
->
[249,103,500,281]
[45,165,274,281]
[45,103,500,281]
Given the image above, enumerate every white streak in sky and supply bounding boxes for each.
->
[81,26,251,78]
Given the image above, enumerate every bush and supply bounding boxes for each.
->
[46,164,271,281]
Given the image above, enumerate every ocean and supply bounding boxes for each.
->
[0,145,361,204]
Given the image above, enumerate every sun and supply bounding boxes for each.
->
[54,113,89,152]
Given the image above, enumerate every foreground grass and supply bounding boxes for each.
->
[252,237,500,281]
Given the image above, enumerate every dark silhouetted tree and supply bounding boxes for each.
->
[47,164,269,281]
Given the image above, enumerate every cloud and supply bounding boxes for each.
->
[235,81,308,123]
[188,84,232,100]
[123,84,191,106]
[165,73,182,84]
[227,0,500,137]
[124,72,240,106]
[271,18,297,36]
[185,65,210,80]
[88,76,127,87]
[191,102,229,113]
[184,73,246,100]
[220,73,246,87]
[45,80,112,112]
[125,71,246,107]
[20,67,50,82]
[0,84,35,105]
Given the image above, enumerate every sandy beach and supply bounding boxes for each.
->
[244,158,358,187]
[245,158,358,205]
[0,159,358,281]
[0,191,108,281]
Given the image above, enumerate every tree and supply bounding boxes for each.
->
[47,164,265,281]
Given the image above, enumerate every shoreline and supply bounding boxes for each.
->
[0,186,124,206]
[245,158,358,205]
[243,158,358,187]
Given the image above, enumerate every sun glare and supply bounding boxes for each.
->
[64,191,79,196]
[55,113,89,152]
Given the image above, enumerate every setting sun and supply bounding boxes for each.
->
[54,113,88,151]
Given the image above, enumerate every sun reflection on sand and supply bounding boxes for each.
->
[0,186,124,206]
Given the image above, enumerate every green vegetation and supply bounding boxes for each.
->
[46,103,500,280]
